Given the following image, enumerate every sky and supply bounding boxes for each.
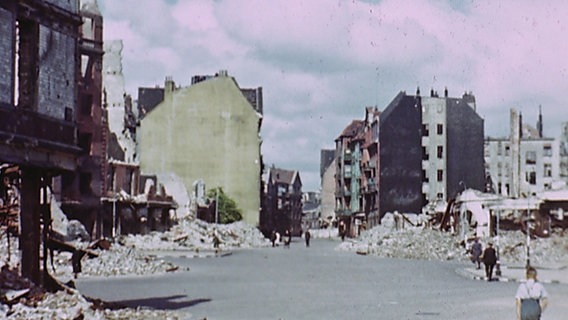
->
[97,0,568,192]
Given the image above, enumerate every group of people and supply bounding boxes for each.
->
[470,238,549,320]
[269,229,311,248]
[470,238,498,281]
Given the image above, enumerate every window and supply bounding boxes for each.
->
[437,170,443,182]
[526,151,536,164]
[505,145,510,156]
[437,124,443,135]
[80,172,92,194]
[437,146,443,159]
[78,133,92,154]
[544,163,552,177]
[422,124,429,136]
[422,147,429,160]
[543,145,552,157]
[526,171,536,185]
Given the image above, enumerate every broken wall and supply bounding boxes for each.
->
[0,6,14,104]
[37,26,76,120]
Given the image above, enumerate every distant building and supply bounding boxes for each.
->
[334,107,380,236]
[485,108,561,197]
[137,71,263,226]
[379,89,484,217]
[301,191,321,231]
[261,167,303,236]
[320,149,336,227]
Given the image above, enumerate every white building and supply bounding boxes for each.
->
[485,108,562,197]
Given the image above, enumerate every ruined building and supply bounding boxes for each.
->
[378,89,485,217]
[485,108,561,197]
[334,107,380,237]
[319,149,336,227]
[101,40,176,237]
[54,0,107,239]
[0,0,82,284]
[137,71,263,226]
[261,167,303,236]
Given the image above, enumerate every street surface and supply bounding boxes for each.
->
[76,238,568,319]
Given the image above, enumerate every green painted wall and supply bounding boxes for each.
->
[138,75,262,225]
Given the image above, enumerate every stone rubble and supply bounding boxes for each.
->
[335,213,568,266]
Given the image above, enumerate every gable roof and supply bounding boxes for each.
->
[269,167,301,186]
[336,120,365,141]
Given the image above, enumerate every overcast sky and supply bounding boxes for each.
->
[98,0,568,192]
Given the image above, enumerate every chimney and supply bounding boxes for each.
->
[444,87,448,97]
[164,76,175,98]
[537,105,543,138]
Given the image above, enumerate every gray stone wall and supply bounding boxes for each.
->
[37,26,76,119]
[0,8,14,104]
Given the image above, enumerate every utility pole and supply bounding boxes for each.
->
[215,187,219,224]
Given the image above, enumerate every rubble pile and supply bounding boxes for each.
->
[0,271,186,319]
[337,213,568,265]
[122,218,270,251]
[497,228,568,265]
[336,224,467,261]
[50,244,180,279]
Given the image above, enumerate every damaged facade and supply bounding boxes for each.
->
[54,0,107,240]
[0,0,82,284]
[102,40,176,237]
[137,71,263,226]
[334,107,381,237]
[379,89,485,217]
[261,167,303,236]
[320,149,336,228]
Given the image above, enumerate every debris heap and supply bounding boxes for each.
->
[336,213,568,266]
[121,218,270,251]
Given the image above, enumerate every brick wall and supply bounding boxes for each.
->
[37,25,76,120]
[0,8,14,104]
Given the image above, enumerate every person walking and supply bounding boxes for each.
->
[304,230,311,247]
[482,241,497,281]
[515,266,548,320]
[471,238,483,269]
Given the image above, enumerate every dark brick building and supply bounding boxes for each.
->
[379,89,484,217]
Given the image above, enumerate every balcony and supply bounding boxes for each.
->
[343,152,352,163]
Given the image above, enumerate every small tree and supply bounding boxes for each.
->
[207,187,243,224]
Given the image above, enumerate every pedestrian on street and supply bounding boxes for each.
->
[270,230,277,247]
[471,238,483,269]
[304,230,311,247]
[284,229,291,248]
[515,266,548,320]
[481,241,497,281]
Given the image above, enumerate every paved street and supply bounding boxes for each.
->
[76,238,568,320]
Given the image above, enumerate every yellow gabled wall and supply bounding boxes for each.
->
[138,75,262,225]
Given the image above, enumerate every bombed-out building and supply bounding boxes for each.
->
[0,0,82,284]
[379,89,485,217]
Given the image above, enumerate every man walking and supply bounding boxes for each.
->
[304,230,311,247]
[482,241,497,281]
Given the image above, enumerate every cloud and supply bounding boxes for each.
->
[99,0,568,191]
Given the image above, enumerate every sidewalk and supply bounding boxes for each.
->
[459,261,568,284]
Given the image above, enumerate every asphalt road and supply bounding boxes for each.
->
[76,238,568,319]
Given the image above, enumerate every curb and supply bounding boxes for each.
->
[456,268,564,285]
